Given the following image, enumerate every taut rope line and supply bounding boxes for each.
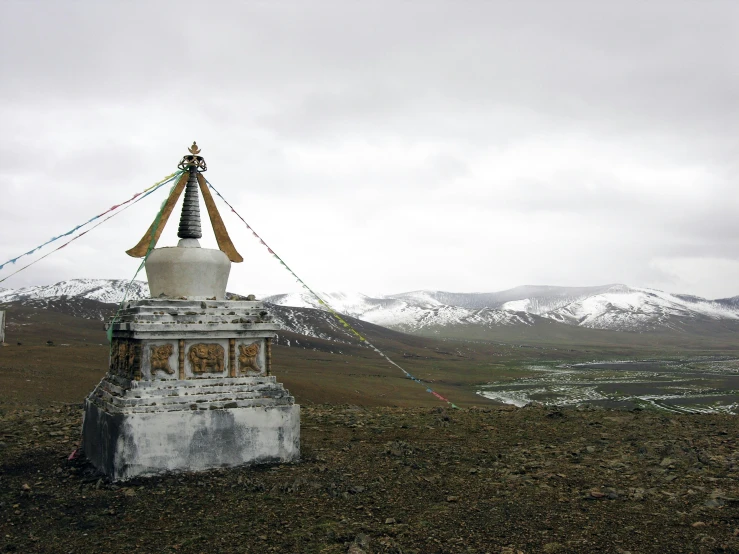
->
[0,172,184,286]
[205,178,460,409]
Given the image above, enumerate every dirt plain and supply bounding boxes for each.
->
[1,305,739,553]
[1,402,739,553]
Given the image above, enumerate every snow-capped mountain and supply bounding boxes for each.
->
[2,279,739,335]
[264,291,536,331]
[0,279,394,344]
[264,285,739,333]
[0,279,149,304]
[529,286,739,331]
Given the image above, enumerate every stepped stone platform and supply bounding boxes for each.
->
[82,298,300,481]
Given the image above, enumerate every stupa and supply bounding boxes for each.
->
[81,143,300,481]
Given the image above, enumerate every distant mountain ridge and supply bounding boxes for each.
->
[0,279,149,304]
[2,279,738,335]
[264,285,739,333]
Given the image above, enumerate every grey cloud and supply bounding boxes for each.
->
[1,0,738,298]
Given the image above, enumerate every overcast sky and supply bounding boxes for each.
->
[1,1,738,299]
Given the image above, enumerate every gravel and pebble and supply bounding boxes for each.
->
[1,404,738,553]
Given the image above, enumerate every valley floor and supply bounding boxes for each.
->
[1,404,738,553]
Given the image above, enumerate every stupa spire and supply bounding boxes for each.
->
[177,142,207,241]
[177,168,203,241]
[125,142,243,262]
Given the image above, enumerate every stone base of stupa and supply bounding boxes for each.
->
[81,297,300,481]
[82,376,299,481]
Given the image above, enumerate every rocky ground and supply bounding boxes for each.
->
[1,404,738,554]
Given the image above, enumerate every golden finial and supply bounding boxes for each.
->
[178,142,207,172]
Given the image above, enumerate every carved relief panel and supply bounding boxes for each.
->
[128,343,141,380]
[236,340,266,376]
[109,339,126,375]
[141,341,178,380]
[110,338,274,380]
[186,342,227,377]
[109,339,141,380]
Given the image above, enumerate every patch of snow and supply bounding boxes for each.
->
[501,299,531,312]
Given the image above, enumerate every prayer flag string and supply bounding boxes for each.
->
[106,172,185,343]
[0,172,183,286]
[205,178,459,409]
[0,171,183,274]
